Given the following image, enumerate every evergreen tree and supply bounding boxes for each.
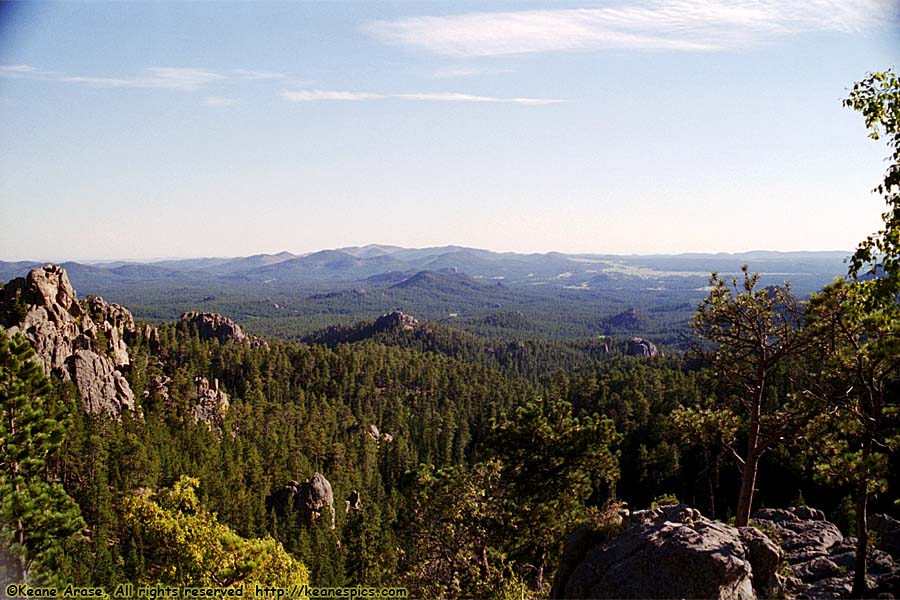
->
[489,398,620,592]
[400,460,531,599]
[830,68,900,598]
[0,330,85,584]
[805,278,900,598]
[685,267,809,527]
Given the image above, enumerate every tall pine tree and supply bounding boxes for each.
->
[0,330,84,584]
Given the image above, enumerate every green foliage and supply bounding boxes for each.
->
[489,398,620,591]
[650,493,680,509]
[0,330,85,585]
[688,266,811,526]
[846,69,900,305]
[833,495,857,535]
[804,279,900,493]
[583,501,628,540]
[400,460,534,599]
[781,71,900,597]
[8,242,891,593]
[2,286,30,324]
[671,406,741,451]
[121,476,308,588]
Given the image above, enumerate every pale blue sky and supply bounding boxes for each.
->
[1,0,898,260]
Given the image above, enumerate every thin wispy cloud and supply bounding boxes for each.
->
[429,66,514,79]
[0,65,39,73]
[365,0,897,56]
[282,90,385,101]
[281,89,563,105]
[1,63,552,107]
[204,96,238,106]
[231,69,288,80]
[0,66,290,91]
[61,68,226,91]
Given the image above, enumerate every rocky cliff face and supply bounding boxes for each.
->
[552,504,900,600]
[869,512,900,562]
[180,311,268,349]
[372,311,419,332]
[267,473,336,529]
[191,376,229,431]
[754,507,900,598]
[626,337,658,357]
[0,265,136,416]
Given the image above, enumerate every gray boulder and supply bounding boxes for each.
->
[869,513,900,561]
[753,507,842,556]
[267,472,336,529]
[626,337,658,357]
[752,506,900,599]
[553,504,773,599]
[738,526,783,597]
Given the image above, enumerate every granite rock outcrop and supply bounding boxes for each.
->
[0,265,136,416]
[267,473,336,529]
[180,311,268,349]
[626,337,658,357]
[191,376,229,430]
[553,504,900,599]
[552,504,773,599]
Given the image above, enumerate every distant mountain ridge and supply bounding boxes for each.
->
[0,245,851,297]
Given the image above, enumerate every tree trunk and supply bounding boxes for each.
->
[852,481,869,598]
[536,549,546,593]
[852,432,873,599]
[479,544,489,578]
[735,397,762,527]
[735,452,759,527]
[16,516,27,582]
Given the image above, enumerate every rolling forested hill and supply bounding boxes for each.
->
[1,251,897,597]
[0,247,850,345]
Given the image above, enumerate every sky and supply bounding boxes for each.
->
[0,0,899,261]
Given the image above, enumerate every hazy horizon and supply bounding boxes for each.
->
[2,1,898,260]
[0,243,855,265]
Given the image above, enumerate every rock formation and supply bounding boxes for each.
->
[144,374,172,408]
[70,349,134,415]
[179,311,268,349]
[626,337,658,357]
[754,506,900,598]
[869,513,900,562]
[87,295,134,368]
[267,473,336,529]
[0,265,136,416]
[348,422,394,443]
[552,504,776,599]
[372,311,419,332]
[346,490,362,513]
[553,504,900,600]
[191,376,229,430]
[141,323,161,352]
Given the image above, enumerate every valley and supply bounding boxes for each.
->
[0,246,850,345]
